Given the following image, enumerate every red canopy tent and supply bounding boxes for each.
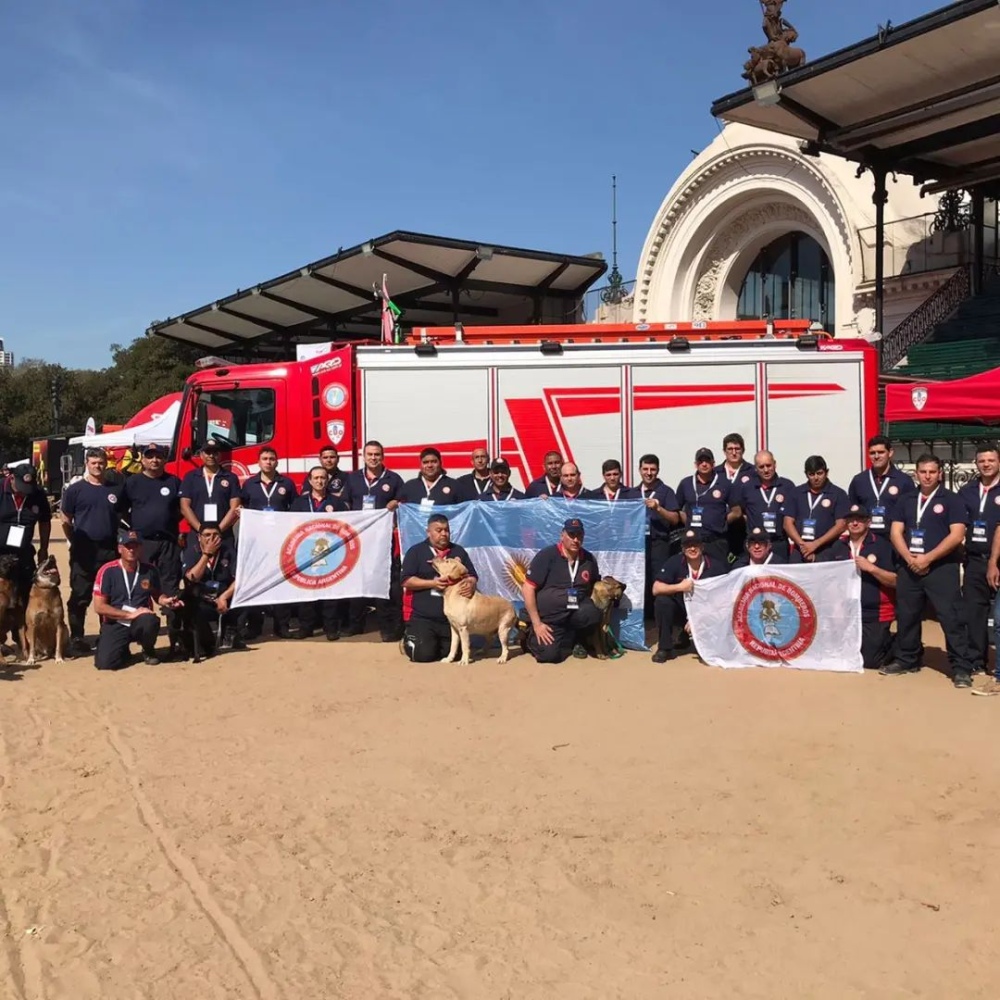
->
[885,366,1000,424]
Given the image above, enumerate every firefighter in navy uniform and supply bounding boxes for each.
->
[676,447,740,566]
[401,513,478,662]
[317,445,347,497]
[783,455,850,563]
[731,525,788,569]
[178,441,242,538]
[400,448,461,506]
[121,445,183,598]
[479,460,524,501]
[343,440,404,641]
[830,505,898,670]
[847,435,916,538]
[0,464,51,606]
[732,451,796,558]
[651,528,727,663]
[291,467,350,641]
[887,453,975,687]
[583,460,629,501]
[717,433,755,559]
[239,445,299,641]
[958,442,1000,674]
[61,448,122,655]
[521,518,602,663]
[455,447,494,502]
[524,452,565,498]
[181,523,239,655]
[625,454,681,617]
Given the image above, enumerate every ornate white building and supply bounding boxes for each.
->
[631,122,959,339]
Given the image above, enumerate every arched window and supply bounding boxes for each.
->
[737,233,834,330]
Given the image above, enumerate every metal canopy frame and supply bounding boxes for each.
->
[148,231,607,357]
[711,0,1000,362]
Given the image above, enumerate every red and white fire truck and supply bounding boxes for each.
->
[165,319,879,491]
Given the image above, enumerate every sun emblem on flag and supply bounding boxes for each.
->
[503,554,532,589]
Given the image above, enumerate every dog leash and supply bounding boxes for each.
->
[603,625,626,659]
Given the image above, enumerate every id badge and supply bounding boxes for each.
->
[263,505,274,513]
[362,494,375,510]
[909,530,925,555]
[690,506,704,528]
[420,497,435,509]
[5,524,25,548]
[203,502,219,522]
[762,511,777,535]
[972,520,988,544]
[566,587,579,610]
[871,505,887,532]
[801,518,817,542]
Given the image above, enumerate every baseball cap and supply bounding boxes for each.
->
[143,444,167,457]
[695,447,715,463]
[847,503,871,519]
[490,459,511,474]
[682,528,705,545]
[563,518,585,535]
[747,526,772,544]
[200,440,221,453]
[10,465,36,495]
[118,528,142,546]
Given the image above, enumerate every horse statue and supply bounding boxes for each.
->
[741,0,806,84]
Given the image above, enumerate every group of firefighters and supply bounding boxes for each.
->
[0,433,998,685]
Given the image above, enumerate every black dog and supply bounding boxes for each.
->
[167,579,214,663]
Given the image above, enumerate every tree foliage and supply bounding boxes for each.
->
[0,334,203,462]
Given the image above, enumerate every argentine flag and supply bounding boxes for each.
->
[397,499,648,650]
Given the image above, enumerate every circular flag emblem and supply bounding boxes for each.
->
[220,479,229,488]
[160,486,171,497]
[995,496,1000,506]
[382,483,390,492]
[821,498,831,507]
[741,475,750,483]
[580,569,591,583]
[443,486,451,495]
[712,490,722,499]
[867,553,877,563]
[732,576,818,662]
[280,518,361,590]
[278,486,287,495]
[108,494,118,504]
[323,383,348,410]
[776,494,784,503]
[889,486,899,495]
[933,503,944,514]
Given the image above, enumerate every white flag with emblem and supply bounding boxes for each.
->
[686,562,862,672]
[232,509,392,607]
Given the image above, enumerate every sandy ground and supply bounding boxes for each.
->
[1,545,999,999]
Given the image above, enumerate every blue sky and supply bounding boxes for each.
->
[1,0,927,368]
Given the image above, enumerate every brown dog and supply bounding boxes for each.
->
[22,555,69,665]
[0,553,25,662]
[431,557,518,665]
[584,576,627,659]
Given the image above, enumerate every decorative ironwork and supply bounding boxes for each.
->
[742,0,806,85]
[602,175,628,305]
[931,190,971,235]
[881,265,971,370]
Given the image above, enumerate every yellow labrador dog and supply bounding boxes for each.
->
[431,557,517,665]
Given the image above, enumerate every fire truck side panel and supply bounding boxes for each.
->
[495,365,623,491]
[361,366,491,477]
[630,363,758,484]
[763,359,866,483]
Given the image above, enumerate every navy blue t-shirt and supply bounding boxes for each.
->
[0,485,51,552]
[847,466,916,536]
[731,545,789,570]
[480,486,524,501]
[122,472,181,538]
[582,485,633,501]
[455,473,494,502]
[623,481,680,540]
[400,475,462,506]
[401,541,478,622]
[733,476,796,540]
[785,482,850,543]
[241,473,298,512]
[343,468,404,510]
[178,469,241,525]
[892,487,968,563]
[93,558,161,615]
[524,543,600,620]
[62,479,120,544]
[182,540,238,598]
[830,532,896,623]
[957,478,1000,554]
[675,474,733,537]
[290,493,349,514]
[524,476,563,499]
[715,462,755,491]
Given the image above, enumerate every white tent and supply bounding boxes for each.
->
[69,400,181,449]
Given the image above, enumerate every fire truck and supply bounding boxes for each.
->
[165,320,879,491]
